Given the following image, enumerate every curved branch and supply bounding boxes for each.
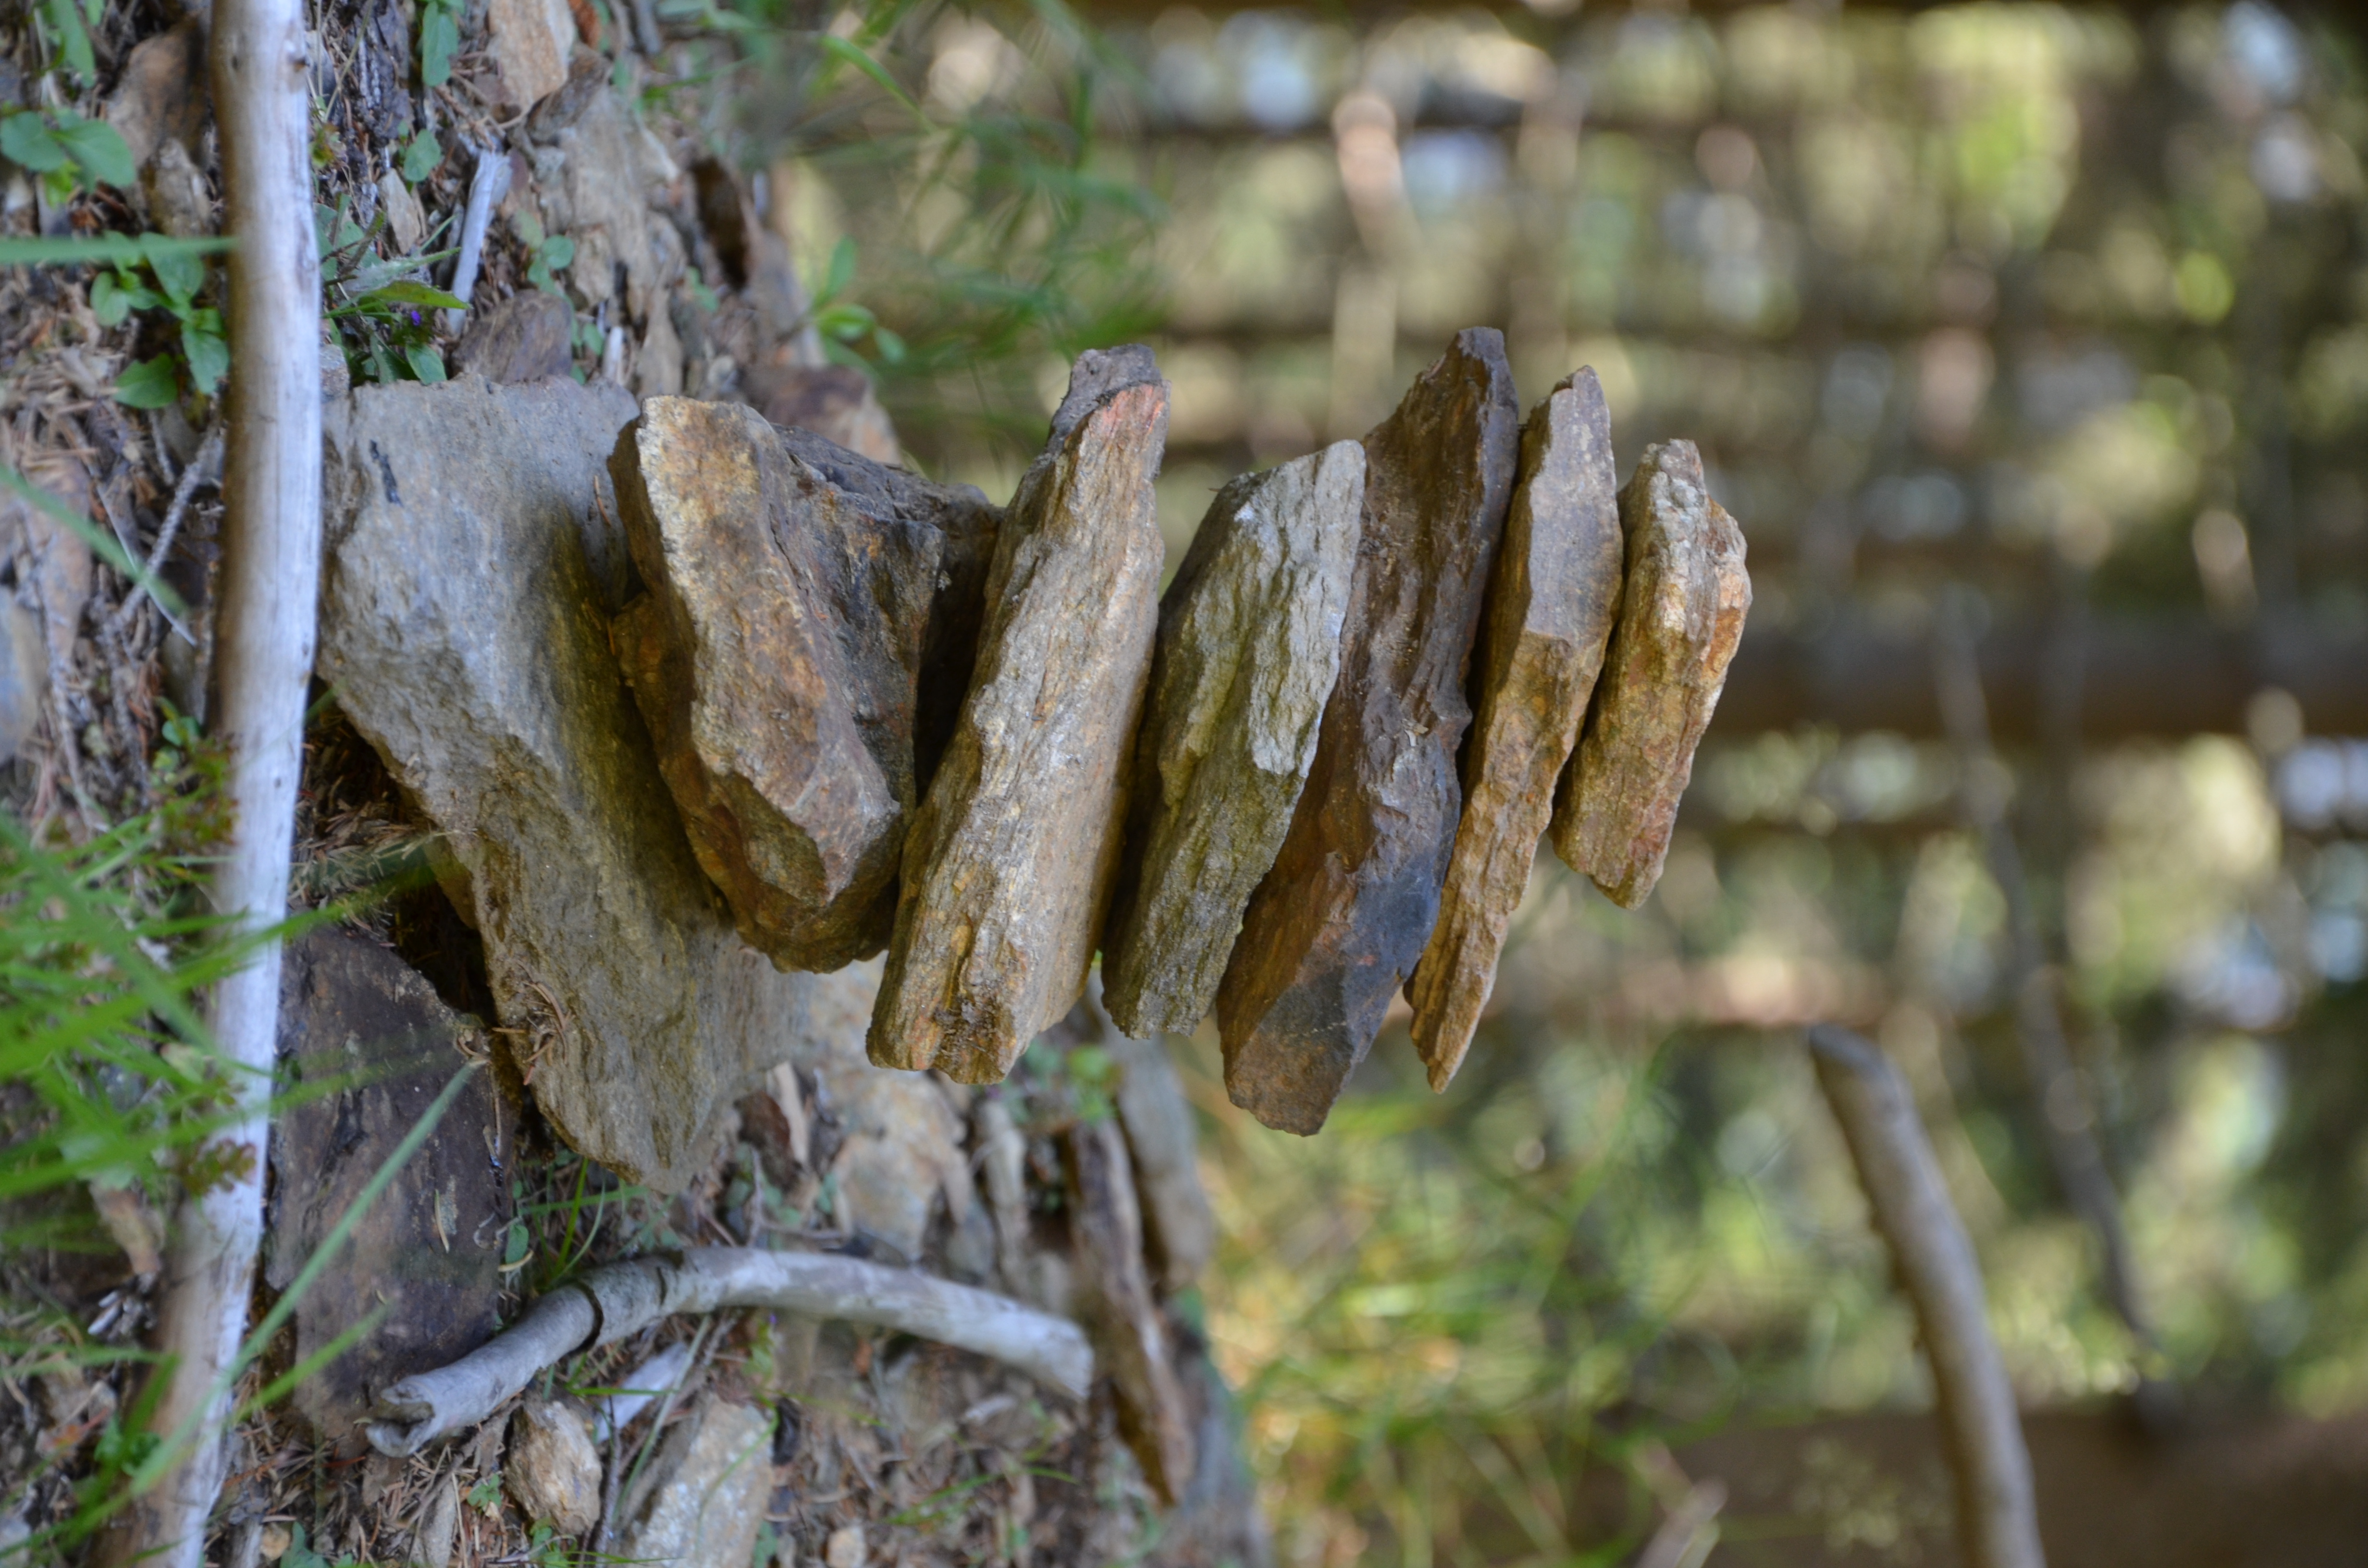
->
[1809,1025,2046,1568]
[366,1248,1095,1456]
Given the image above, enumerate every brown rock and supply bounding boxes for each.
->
[1066,1114,1195,1507]
[1407,369,1625,1091]
[612,398,906,969]
[266,931,512,1441]
[453,291,574,385]
[104,19,207,172]
[1215,330,1519,1135]
[1098,441,1365,1038]
[743,363,902,466]
[485,0,576,112]
[868,348,1169,1084]
[1549,440,1751,907]
[505,1399,601,1535]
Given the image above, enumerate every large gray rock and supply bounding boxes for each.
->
[318,374,814,1191]
[1099,442,1364,1039]
[869,347,1170,1084]
[1408,369,1625,1091]
[1549,440,1751,908]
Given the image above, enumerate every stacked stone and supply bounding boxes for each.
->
[610,329,1749,1138]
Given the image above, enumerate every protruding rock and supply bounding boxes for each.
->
[318,374,816,1190]
[267,931,511,1441]
[1066,1114,1195,1507]
[618,1396,773,1568]
[1100,442,1364,1038]
[1549,440,1751,908]
[1408,369,1625,1091]
[1216,331,1519,1134]
[612,399,906,969]
[869,348,1169,1084]
[505,1399,601,1535]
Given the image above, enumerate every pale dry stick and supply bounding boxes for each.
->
[364,1248,1095,1458]
[441,149,510,334]
[97,0,323,1558]
[109,426,220,643]
[1932,589,2167,1422]
[1808,1024,2046,1568]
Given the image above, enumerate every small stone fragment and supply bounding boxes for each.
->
[869,347,1170,1083]
[452,291,574,385]
[1066,1114,1195,1507]
[612,398,907,969]
[1408,369,1625,1091]
[1549,440,1751,908]
[1099,441,1364,1038]
[505,1399,601,1536]
[1216,330,1519,1135]
[377,170,426,255]
[619,1397,774,1568]
[103,19,207,172]
[411,1475,459,1568]
[0,600,44,767]
[267,930,509,1439]
[485,0,576,111]
[823,1525,866,1568]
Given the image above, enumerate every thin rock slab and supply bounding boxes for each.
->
[1549,439,1751,907]
[1099,441,1364,1038]
[1216,329,1519,1135]
[1066,1113,1195,1507]
[869,348,1170,1084]
[318,373,816,1191]
[1407,369,1624,1091]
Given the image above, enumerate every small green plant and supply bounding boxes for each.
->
[0,108,133,204]
[512,210,576,297]
[400,127,444,185]
[29,0,107,84]
[807,236,906,367]
[467,1473,505,1516]
[417,0,464,87]
[93,245,229,407]
[315,197,465,384]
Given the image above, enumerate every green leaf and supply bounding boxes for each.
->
[540,235,575,271]
[362,280,469,311]
[148,245,205,307]
[181,321,229,398]
[111,354,180,410]
[41,0,96,82]
[873,325,906,364]
[53,116,134,189]
[821,234,856,303]
[816,34,925,120]
[420,6,459,88]
[400,127,442,185]
[0,234,231,267]
[405,343,446,383]
[0,113,69,174]
[816,301,875,339]
[89,272,132,327]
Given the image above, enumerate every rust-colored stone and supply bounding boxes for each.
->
[868,348,1169,1084]
[1216,330,1519,1134]
[1408,369,1624,1091]
[1549,439,1751,908]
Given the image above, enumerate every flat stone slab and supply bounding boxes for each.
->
[267,929,510,1444]
[1549,439,1751,908]
[1099,441,1364,1039]
[869,348,1169,1084]
[1216,330,1519,1135]
[1408,369,1624,1091]
[619,1396,773,1568]
[613,397,1001,969]
[319,373,816,1191]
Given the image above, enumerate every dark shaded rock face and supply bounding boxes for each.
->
[1217,330,1520,1135]
[1099,441,1365,1040]
[267,929,510,1444]
[452,291,575,386]
[1550,439,1751,910]
[318,374,814,1191]
[1409,368,1625,1091]
[870,347,1170,1085]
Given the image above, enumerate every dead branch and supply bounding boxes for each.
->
[1809,1024,2045,1568]
[366,1248,1095,1456]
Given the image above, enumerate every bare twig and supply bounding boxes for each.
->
[1809,1024,2045,1568]
[365,1248,1094,1457]
[98,0,323,1558]
[109,426,218,643]
[442,149,512,334]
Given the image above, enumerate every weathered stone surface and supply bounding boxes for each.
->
[1216,330,1519,1135]
[266,930,509,1442]
[1549,440,1751,908]
[612,399,905,969]
[319,374,815,1191]
[1066,1114,1194,1507]
[505,1399,601,1535]
[485,0,576,111]
[452,291,573,385]
[743,362,902,466]
[1407,369,1625,1091]
[1103,1025,1216,1294]
[869,347,1170,1084]
[611,402,1004,970]
[1099,442,1364,1038]
[619,1396,773,1568]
